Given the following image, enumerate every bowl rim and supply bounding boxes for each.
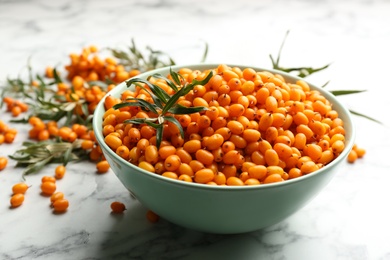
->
[92,63,356,191]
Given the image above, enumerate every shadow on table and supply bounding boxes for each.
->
[96,201,284,260]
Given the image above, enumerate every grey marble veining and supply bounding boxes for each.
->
[1,0,390,259]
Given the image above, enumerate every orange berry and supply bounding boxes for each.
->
[53,199,69,213]
[110,201,126,213]
[146,210,159,223]
[10,194,25,208]
[0,157,8,170]
[96,160,110,173]
[55,165,66,179]
[50,192,65,204]
[12,183,29,194]
[41,181,57,195]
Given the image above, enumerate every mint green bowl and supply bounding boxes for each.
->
[93,64,355,234]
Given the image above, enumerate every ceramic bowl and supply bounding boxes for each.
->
[92,64,355,234]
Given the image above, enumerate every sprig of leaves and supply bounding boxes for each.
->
[270,30,332,78]
[109,39,175,72]
[110,38,208,72]
[270,30,381,124]
[9,139,88,178]
[113,68,213,148]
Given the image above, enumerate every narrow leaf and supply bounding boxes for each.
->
[152,72,179,92]
[23,156,53,176]
[350,110,382,124]
[155,124,163,149]
[114,98,158,114]
[164,116,184,139]
[53,68,63,84]
[201,42,208,62]
[127,78,170,103]
[168,104,208,114]
[169,68,182,87]
[330,90,366,96]
[187,71,213,88]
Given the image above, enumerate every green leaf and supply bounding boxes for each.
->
[87,80,108,89]
[350,110,382,124]
[53,68,63,84]
[330,90,366,96]
[201,42,208,63]
[130,81,164,109]
[23,156,53,176]
[187,71,213,88]
[114,98,159,114]
[123,118,149,125]
[161,71,213,115]
[161,85,188,115]
[151,72,179,92]
[169,68,182,87]
[270,30,290,68]
[155,124,164,149]
[168,104,208,114]
[269,30,331,78]
[164,116,184,139]
[127,78,170,104]
[144,120,161,128]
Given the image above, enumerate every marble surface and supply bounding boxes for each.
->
[1,0,390,259]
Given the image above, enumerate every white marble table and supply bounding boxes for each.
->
[1,0,390,259]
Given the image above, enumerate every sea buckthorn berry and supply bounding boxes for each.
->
[96,160,110,173]
[178,174,193,182]
[162,171,178,179]
[195,149,214,166]
[183,139,202,154]
[226,176,244,186]
[222,150,240,164]
[355,147,366,158]
[146,210,160,223]
[265,149,279,166]
[4,132,16,143]
[245,178,261,185]
[300,161,319,174]
[145,145,159,164]
[164,155,181,172]
[227,121,244,135]
[194,169,215,184]
[331,140,345,154]
[50,192,65,204]
[263,174,284,184]
[111,201,126,213]
[42,175,56,183]
[55,165,66,179]
[41,181,57,195]
[289,168,302,179]
[304,144,323,162]
[248,165,267,181]
[347,150,358,163]
[229,134,247,149]
[273,143,293,161]
[12,183,29,194]
[213,171,227,185]
[158,145,176,160]
[0,157,8,170]
[229,104,245,117]
[53,199,69,213]
[203,133,224,151]
[10,194,25,208]
[259,113,274,131]
[138,161,155,173]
